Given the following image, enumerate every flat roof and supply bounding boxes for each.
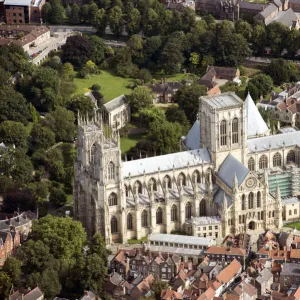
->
[4,0,31,6]
[201,92,243,109]
[149,233,214,246]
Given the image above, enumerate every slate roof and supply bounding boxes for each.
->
[206,66,238,78]
[281,197,299,205]
[280,263,300,276]
[4,0,31,5]
[0,211,36,231]
[259,3,278,18]
[184,120,200,150]
[123,148,211,177]
[214,188,232,207]
[255,268,273,284]
[265,8,299,28]
[239,1,264,10]
[201,92,243,109]
[245,93,269,137]
[217,154,249,189]
[103,95,127,112]
[247,131,300,153]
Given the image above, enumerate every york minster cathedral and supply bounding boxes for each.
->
[74,92,300,245]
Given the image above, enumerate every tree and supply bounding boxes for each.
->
[247,74,273,101]
[108,5,124,35]
[69,4,81,24]
[286,29,300,57]
[126,8,141,35]
[49,186,67,206]
[41,2,52,22]
[0,67,12,88]
[29,103,40,124]
[3,188,36,213]
[0,87,31,125]
[30,124,55,151]
[67,94,95,117]
[11,151,33,184]
[49,0,64,24]
[165,106,190,133]
[148,119,184,153]
[0,121,28,151]
[62,35,94,68]
[27,268,61,299]
[251,24,267,54]
[129,86,153,113]
[89,2,99,25]
[235,20,252,41]
[43,106,76,142]
[0,272,12,300]
[267,59,300,84]
[93,8,107,35]
[2,257,22,286]
[175,84,207,122]
[151,278,169,299]
[61,62,75,81]
[89,233,110,264]
[30,215,87,261]
[89,36,107,64]
[267,22,289,56]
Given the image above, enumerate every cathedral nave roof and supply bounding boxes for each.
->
[184,120,200,150]
[123,148,211,177]
[217,154,249,189]
[248,131,300,152]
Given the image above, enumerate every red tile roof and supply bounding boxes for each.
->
[216,259,242,284]
[206,246,246,256]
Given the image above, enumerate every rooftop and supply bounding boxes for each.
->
[206,246,247,256]
[103,95,127,112]
[4,0,31,6]
[149,233,214,246]
[123,148,211,177]
[201,92,243,110]
[184,120,200,150]
[185,216,222,225]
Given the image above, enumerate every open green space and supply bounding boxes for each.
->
[285,222,300,230]
[74,70,132,102]
[120,133,144,154]
[128,236,147,244]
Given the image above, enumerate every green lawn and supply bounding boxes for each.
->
[286,222,300,230]
[74,70,132,102]
[128,236,147,244]
[120,133,144,154]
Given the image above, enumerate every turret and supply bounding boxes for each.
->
[233,173,239,192]
[222,193,227,212]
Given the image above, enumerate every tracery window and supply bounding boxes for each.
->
[259,155,268,169]
[156,207,163,224]
[192,170,201,183]
[171,205,178,222]
[127,213,133,230]
[232,118,239,144]
[200,199,206,216]
[108,193,117,206]
[248,192,254,209]
[185,202,192,219]
[273,152,282,167]
[257,191,261,208]
[148,178,157,191]
[248,157,255,171]
[164,175,172,189]
[220,120,227,146]
[91,144,96,163]
[111,217,118,233]
[134,181,142,194]
[287,150,295,164]
[142,210,148,227]
[178,173,186,186]
[108,161,115,180]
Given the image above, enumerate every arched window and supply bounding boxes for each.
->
[134,181,142,194]
[111,216,118,233]
[91,144,96,163]
[148,178,157,191]
[125,185,129,197]
[185,202,192,219]
[269,211,271,218]
[272,211,275,217]
[200,199,206,216]
[127,213,133,230]
[232,118,239,144]
[261,211,264,219]
[164,175,172,189]
[248,157,255,171]
[156,207,163,224]
[273,152,282,167]
[108,193,117,206]
[178,173,186,186]
[241,194,245,210]
[142,210,148,227]
[287,150,295,164]
[192,170,201,183]
[248,192,254,209]
[257,191,261,208]
[259,155,268,169]
[108,162,115,180]
[171,205,178,222]
[220,120,227,146]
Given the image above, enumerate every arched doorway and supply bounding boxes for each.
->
[248,221,255,230]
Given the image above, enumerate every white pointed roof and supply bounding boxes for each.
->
[245,93,269,138]
[184,120,200,150]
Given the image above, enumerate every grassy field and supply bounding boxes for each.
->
[128,236,147,244]
[74,70,132,102]
[285,222,300,230]
[120,133,144,154]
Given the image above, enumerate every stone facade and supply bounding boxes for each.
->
[74,92,300,245]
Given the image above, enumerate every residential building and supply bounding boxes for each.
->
[205,246,247,267]
[99,95,131,130]
[145,80,183,103]
[254,268,273,295]
[130,273,154,299]
[7,286,44,300]
[4,0,45,24]
[280,263,300,290]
